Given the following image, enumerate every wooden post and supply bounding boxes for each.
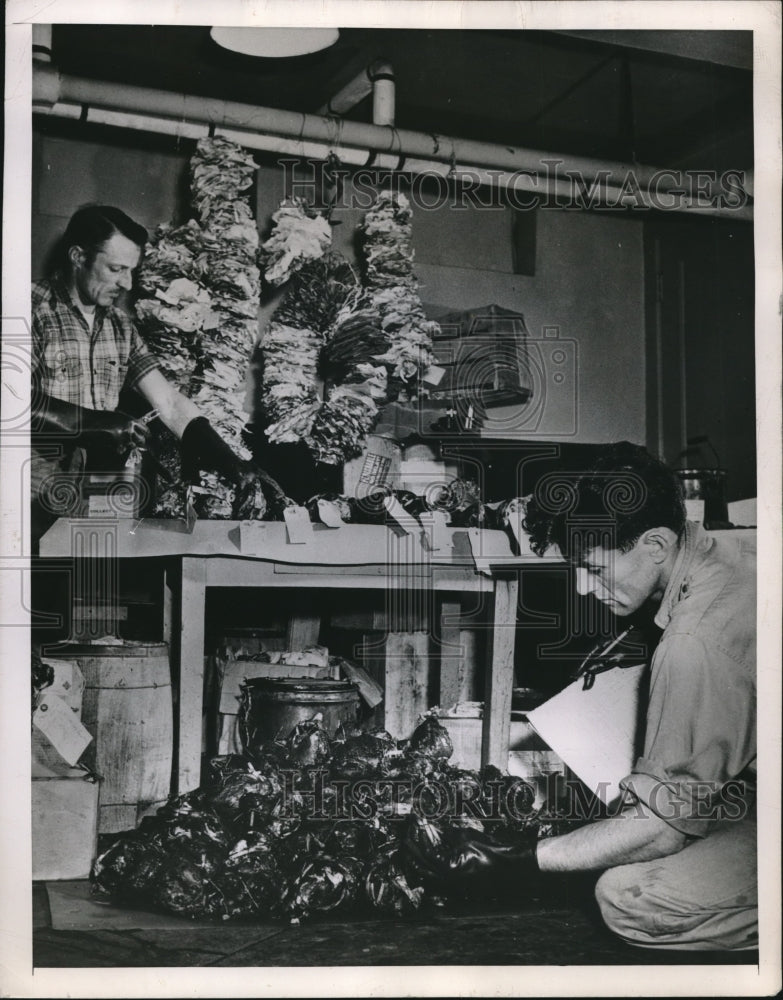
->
[438,599,463,711]
[481,576,518,769]
[286,614,322,649]
[378,532,434,739]
[162,564,173,647]
[438,598,481,711]
[177,557,206,794]
[383,631,431,740]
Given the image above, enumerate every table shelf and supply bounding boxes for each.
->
[39,518,560,794]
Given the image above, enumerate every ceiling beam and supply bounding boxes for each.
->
[555,31,752,71]
[640,90,754,166]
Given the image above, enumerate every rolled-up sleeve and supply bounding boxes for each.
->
[126,326,160,387]
[619,633,755,837]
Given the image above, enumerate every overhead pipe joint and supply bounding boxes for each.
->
[32,24,53,64]
[32,61,61,107]
[319,58,395,127]
[369,60,395,127]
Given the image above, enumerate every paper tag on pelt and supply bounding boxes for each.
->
[33,693,93,766]
[40,658,85,714]
[419,510,450,552]
[422,364,446,386]
[467,528,492,575]
[284,505,313,543]
[317,500,344,528]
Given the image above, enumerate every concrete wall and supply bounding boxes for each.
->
[32,129,646,445]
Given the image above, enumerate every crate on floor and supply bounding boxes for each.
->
[32,766,99,881]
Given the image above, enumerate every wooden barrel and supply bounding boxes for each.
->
[44,642,173,834]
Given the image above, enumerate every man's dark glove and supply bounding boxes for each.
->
[181,417,243,481]
[404,816,539,897]
[33,395,149,456]
[181,417,292,518]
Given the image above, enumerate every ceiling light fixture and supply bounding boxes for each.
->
[210,27,340,59]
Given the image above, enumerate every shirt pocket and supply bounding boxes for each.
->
[89,356,127,411]
[41,345,85,395]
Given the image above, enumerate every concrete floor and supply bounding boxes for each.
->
[33,880,759,969]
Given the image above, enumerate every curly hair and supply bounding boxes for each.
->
[523,442,686,561]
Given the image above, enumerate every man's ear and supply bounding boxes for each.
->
[641,527,678,563]
[67,245,86,270]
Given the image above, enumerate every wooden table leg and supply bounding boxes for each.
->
[438,599,463,712]
[481,576,518,770]
[177,556,206,794]
[162,563,174,649]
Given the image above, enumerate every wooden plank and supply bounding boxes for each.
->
[383,631,431,741]
[458,628,480,703]
[358,631,388,730]
[72,605,128,622]
[32,772,99,880]
[286,592,322,649]
[177,557,205,794]
[162,567,173,648]
[438,600,463,711]
[438,600,482,710]
[481,577,518,769]
[329,609,377,630]
[41,518,560,568]
[339,660,384,708]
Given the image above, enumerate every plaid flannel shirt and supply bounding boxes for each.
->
[31,275,161,502]
[32,275,160,410]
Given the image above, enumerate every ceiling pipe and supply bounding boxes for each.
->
[36,101,749,222]
[32,64,751,220]
[318,59,395,125]
[32,24,52,63]
[370,61,395,127]
[33,63,684,189]
[318,69,372,116]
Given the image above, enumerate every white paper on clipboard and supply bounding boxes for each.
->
[525,663,648,806]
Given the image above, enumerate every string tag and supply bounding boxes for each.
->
[419,510,450,552]
[33,694,93,766]
[316,500,345,528]
[284,505,313,543]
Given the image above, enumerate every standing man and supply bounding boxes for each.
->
[31,205,273,537]
[408,443,757,952]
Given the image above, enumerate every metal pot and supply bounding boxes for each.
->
[238,677,360,752]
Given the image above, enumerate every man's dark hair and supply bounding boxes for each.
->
[58,205,148,269]
[523,442,686,561]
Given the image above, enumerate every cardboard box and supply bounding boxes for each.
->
[439,711,567,809]
[32,769,99,881]
[342,434,402,501]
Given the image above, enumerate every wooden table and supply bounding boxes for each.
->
[39,517,557,794]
